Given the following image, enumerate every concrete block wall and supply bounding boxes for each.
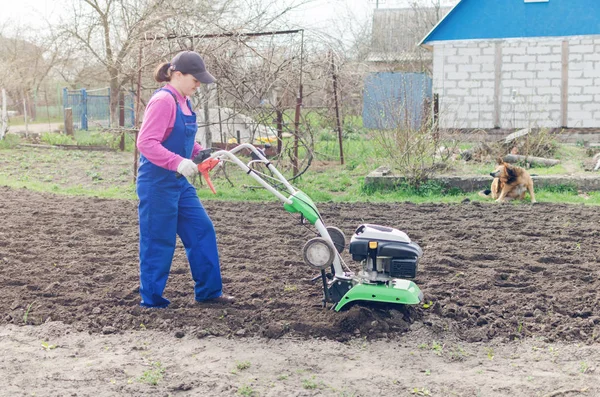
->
[433,41,496,129]
[500,39,561,129]
[432,36,600,129]
[568,36,600,128]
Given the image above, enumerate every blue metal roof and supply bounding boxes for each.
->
[421,0,600,45]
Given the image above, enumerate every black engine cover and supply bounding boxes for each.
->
[349,240,422,278]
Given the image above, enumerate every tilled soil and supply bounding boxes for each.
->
[1,186,600,344]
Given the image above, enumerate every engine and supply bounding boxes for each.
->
[348,224,422,283]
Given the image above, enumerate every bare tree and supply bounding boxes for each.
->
[55,0,312,127]
[56,0,186,126]
[0,31,58,121]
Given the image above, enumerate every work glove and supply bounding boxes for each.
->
[176,159,198,178]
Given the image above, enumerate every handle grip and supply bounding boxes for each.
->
[175,149,214,178]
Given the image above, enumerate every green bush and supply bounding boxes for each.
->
[539,184,578,194]
[0,134,21,148]
[39,130,133,150]
[41,132,76,145]
[361,179,462,197]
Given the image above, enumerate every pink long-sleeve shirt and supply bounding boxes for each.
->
[136,84,203,171]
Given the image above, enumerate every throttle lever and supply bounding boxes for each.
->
[198,158,220,194]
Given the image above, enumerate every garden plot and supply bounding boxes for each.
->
[1,186,599,396]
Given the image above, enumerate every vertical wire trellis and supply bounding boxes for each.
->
[133,29,305,181]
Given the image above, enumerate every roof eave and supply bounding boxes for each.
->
[418,0,464,50]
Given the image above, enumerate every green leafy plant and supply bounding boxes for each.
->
[41,341,57,351]
[485,347,495,361]
[236,361,251,371]
[448,345,468,361]
[40,132,76,146]
[431,341,443,356]
[138,361,164,385]
[302,376,320,390]
[23,301,36,324]
[0,134,20,148]
[411,387,431,396]
[541,184,578,194]
[237,385,256,396]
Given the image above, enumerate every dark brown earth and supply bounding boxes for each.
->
[2,186,599,345]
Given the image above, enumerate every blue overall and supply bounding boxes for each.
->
[136,89,222,308]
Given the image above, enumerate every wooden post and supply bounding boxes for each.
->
[119,91,125,151]
[292,29,304,177]
[561,40,569,128]
[1,88,7,140]
[433,93,439,141]
[133,44,143,182]
[292,84,303,177]
[216,85,224,143]
[330,51,344,165]
[23,98,29,138]
[276,109,283,155]
[433,93,439,125]
[203,86,211,148]
[64,108,74,136]
[494,42,502,128]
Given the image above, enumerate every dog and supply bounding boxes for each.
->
[478,158,536,203]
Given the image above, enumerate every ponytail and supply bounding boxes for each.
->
[154,62,172,82]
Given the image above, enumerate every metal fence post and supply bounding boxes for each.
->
[107,87,111,128]
[119,90,124,127]
[129,92,135,127]
[81,88,88,130]
[62,88,68,132]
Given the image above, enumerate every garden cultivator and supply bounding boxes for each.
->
[195,144,424,311]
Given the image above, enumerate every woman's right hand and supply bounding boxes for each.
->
[176,159,198,178]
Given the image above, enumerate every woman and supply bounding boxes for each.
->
[136,50,234,308]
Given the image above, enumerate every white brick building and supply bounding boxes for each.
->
[420,0,600,129]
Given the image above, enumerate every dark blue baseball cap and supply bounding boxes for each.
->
[170,51,216,84]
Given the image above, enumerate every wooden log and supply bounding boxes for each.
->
[503,154,560,166]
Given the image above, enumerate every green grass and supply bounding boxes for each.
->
[138,361,165,385]
[1,134,599,205]
[0,134,21,149]
[193,167,600,205]
[0,175,137,199]
[8,114,63,125]
[39,130,137,151]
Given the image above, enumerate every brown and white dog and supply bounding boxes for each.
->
[479,158,536,203]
